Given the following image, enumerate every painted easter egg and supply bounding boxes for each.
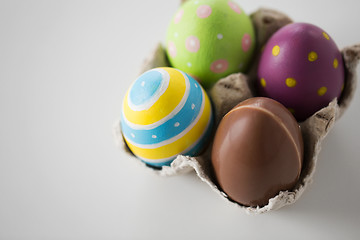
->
[166,0,256,89]
[120,67,213,167]
[257,22,345,121]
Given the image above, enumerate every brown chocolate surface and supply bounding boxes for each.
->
[211,97,303,207]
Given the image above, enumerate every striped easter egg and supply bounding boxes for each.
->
[120,67,213,167]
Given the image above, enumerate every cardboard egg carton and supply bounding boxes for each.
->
[113,7,360,214]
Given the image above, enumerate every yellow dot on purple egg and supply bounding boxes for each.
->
[318,86,327,96]
[285,77,297,88]
[323,32,330,40]
[308,51,318,62]
[333,58,339,69]
[272,45,280,56]
[260,78,266,87]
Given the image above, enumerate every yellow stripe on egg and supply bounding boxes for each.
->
[122,68,187,126]
[124,90,212,160]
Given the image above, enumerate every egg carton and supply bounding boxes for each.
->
[113,7,360,214]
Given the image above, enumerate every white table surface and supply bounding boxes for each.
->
[1,0,360,239]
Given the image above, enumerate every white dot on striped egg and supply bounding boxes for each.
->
[174,32,179,38]
[152,135,157,139]
[131,133,135,138]
[187,62,192,67]
[174,122,180,127]
[141,81,145,87]
[194,83,198,88]
[217,33,223,40]
[191,103,195,109]
[194,0,199,4]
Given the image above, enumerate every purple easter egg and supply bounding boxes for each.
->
[257,23,345,121]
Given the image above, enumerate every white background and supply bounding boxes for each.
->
[1,0,360,239]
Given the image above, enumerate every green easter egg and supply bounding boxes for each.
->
[166,0,256,89]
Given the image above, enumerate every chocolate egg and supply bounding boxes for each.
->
[166,0,256,89]
[257,23,345,121]
[211,97,303,207]
[121,67,213,167]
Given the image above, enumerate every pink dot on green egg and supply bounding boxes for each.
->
[168,41,177,57]
[174,9,184,24]
[197,5,212,18]
[211,59,229,73]
[228,1,242,14]
[242,33,251,52]
[186,36,200,52]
